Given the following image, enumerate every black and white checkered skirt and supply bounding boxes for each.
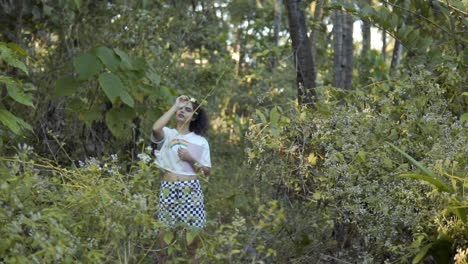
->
[158,179,206,229]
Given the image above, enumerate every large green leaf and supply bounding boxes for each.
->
[95,46,120,72]
[105,106,135,139]
[400,174,452,193]
[98,72,135,107]
[412,243,431,263]
[0,109,32,135]
[0,76,34,107]
[388,143,437,178]
[113,48,133,70]
[389,143,452,193]
[55,76,80,96]
[98,72,124,104]
[5,43,28,56]
[119,90,135,108]
[73,52,103,80]
[460,113,468,122]
[0,44,28,75]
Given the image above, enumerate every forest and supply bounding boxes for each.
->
[0,0,467,263]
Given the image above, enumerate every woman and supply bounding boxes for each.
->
[151,95,211,263]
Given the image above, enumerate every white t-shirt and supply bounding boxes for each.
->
[151,127,211,175]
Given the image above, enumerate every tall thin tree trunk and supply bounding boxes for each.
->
[234,26,243,76]
[382,1,387,61]
[343,13,354,89]
[333,6,353,90]
[390,0,409,76]
[360,0,371,58]
[310,0,323,65]
[273,0,283,70]
[382,30,387,61]
[333,10,344,88]
[285,0,316,107]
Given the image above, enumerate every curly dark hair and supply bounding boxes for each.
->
[189,100,209,136]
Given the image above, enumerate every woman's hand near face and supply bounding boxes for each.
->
[175,95,190,108]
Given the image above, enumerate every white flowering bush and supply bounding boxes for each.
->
[245,69,467,263]
[0,145,164,263]
[0,142,288,263]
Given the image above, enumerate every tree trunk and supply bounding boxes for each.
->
[273,0,283,70]
[382,1,387,61]
[309,0,323,65]
[360,0,371,58]
[285,0,316,108]
[390,0,409,76]
[343,13,354,89]
[333,10,344,88]
[333,7,354,90]
[234,25,243,76]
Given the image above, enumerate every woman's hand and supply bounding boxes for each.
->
[177,148,195,163]
[175,95,190,108]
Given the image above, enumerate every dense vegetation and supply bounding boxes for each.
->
[0,0,466,263]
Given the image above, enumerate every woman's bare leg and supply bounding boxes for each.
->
[187,235,202,264]
[157,229,175,264]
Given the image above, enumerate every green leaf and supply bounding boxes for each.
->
[98,72,124,104]
[359,6,374,18]
[0,109,32,135]
[73,0,81,9]
[105,106,135,139]
[460,113,468,122]
[114,48,133,70]
[400,174,452,193]
[5,83,34,107]
[357,150,366,163]
[390,13,399,29]
[146,70,160,86]
[447,0,465,12]
[256,109,267,124]
[0,45,28,75]
[388,143,436,178]
[0,76,33,107]
[95,46,120,72]
[120,90,135,108]
[79,107,102,127]
[398,25,413,39]
[6,43,28,56]
[270,107,279,127]
[412,243,432,263]
[73,52,103,80]
[55,76,80,96]
[163,232,174,245]
[185,229,198,245]
[451,206,467,224]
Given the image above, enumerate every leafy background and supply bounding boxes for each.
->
[0,0,466,263]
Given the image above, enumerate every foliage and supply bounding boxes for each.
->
[0,42,34,137]
[389,143,467,264]
[1,0,467,263]
[0,143,286,263]
[245,68,467,263]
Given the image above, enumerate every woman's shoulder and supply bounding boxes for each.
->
[191,133,209,145]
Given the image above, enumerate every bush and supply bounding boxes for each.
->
[245,68,467,263]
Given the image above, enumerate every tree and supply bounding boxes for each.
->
[309,0,324,68]
[273,0,283,70]
[389,0,409,76]
[285,0,316,107]
[332,5,354,89]
[360,0,372,58]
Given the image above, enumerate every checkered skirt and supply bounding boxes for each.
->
[158,179,206,229]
